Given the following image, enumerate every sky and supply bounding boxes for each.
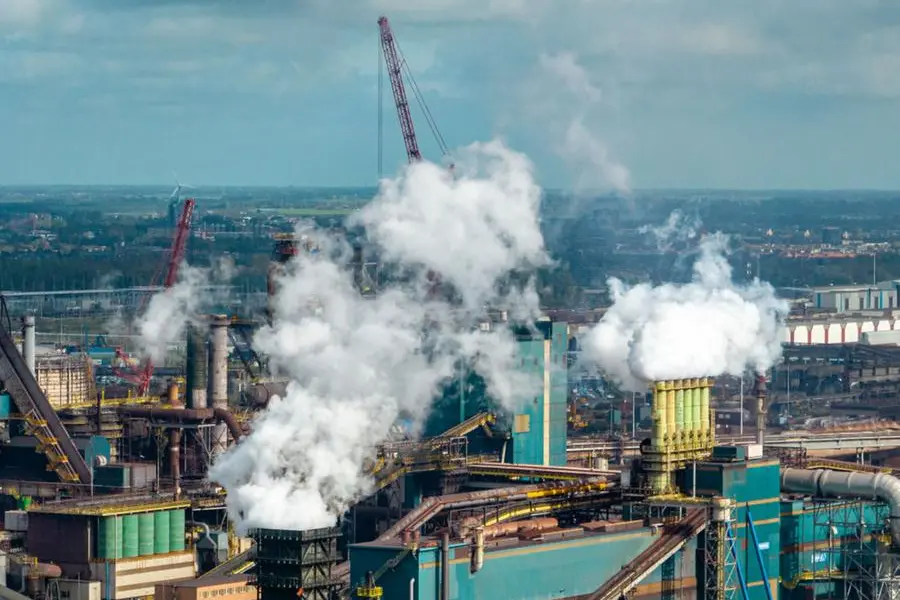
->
[1,0,899,190]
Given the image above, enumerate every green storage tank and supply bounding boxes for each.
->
[97,516,123,559]
[169,510,185,552]
[154,510,171,554]
[18,497,32,510]
[138,513,154,556]
[122,515,139,558]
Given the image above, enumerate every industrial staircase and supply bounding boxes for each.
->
[586,509,708,600]
[0,317,91,484]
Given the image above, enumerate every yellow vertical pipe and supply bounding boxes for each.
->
[700,377,711,444]
[652,382,665,449]
[683,379,694,447]
[665,381,675,451]
[692,379,702,445]
[691,378,700,447]
[674,381,685,450]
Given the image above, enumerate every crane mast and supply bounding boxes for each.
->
[378,16,422,163]
[121,197,196,395]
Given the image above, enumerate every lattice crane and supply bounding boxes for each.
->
[377,15,450,166]
[118,197,196,395]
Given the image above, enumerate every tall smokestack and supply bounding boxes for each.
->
[754,375,767,447]
[21,315,35,375]
[210,315,229,457]
[186,323,208,409]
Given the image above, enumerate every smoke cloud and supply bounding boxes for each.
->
[638,209,700,251]
[582,233,788,391]
[136,258,235,363]
[537,51,631,195]
[210,140,548,533]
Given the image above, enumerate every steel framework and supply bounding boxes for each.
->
[703,505,739,600]
[804,499,900,600]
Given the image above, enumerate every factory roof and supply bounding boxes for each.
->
[30,495,191,516]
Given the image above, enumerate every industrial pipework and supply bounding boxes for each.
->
[209,315,229,457]
[186,323,208,410]
[643,377,716,494]
[21,315,35,375]
[781,467,900,546]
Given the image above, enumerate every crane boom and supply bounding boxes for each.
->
[134,197,196,395]
[378,16,422,163]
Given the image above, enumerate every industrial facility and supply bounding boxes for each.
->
[5,14,900,600]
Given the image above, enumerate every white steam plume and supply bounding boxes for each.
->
[537,51,631,195]
[638,209,699,250]
[210,140,548,533]
[582,233,788,391]
[136,259,235,363]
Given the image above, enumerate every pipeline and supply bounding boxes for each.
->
[782,467,900,545]
[118,406,243,441]
[379,478,608,541]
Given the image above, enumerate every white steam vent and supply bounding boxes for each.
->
[582,233,789,391]
[209,140,548,533]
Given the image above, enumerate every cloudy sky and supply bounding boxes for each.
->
[1,0,898,189]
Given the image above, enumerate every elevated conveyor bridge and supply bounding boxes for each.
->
[0,298,91,484]
[585,508,708,600]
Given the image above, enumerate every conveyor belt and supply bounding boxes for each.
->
[585,509,708,600]
[199,548,255,579]
[466,462,618,481]
[0,321,91,483]
[438,411,495,439]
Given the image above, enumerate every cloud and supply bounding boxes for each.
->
[539,51,602,102]
[3,0,900,187]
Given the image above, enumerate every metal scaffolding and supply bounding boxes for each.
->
[703,501,739,600]
[804,499,900,600]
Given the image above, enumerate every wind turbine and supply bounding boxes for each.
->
[168,170,194,227]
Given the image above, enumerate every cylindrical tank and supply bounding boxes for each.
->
[167,381,181,407]
[138,512,154,556]
[169,510,186,552]
[154,510,171,554]
[652,382,666,449]
[674,384,685,448]
[186,324,208,410]
[97,516,123,559]
[21,315,35,375]
[210,315,230,457]
[700,377,711,439]
[691,381,701,440]
[122,515,139,558]
[665,381,675,447]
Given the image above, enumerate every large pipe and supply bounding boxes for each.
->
[674,382,685,450]
[21,315,35,375]
[754,375,767,447]
[665,381,675,449]
[652,382,665,449]
[471,527,484,574]
[782,468,900,545]
[209,315,229,457]
[700,377,711,441]
[186,324,208,409]
[118,406,243,441]
[441,532,450,600]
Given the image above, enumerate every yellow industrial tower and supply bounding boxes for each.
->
[642,377,716,494]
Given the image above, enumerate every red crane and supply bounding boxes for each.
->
[378,16,452,298]
[117,198,196,395]
[377,15,449,166]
